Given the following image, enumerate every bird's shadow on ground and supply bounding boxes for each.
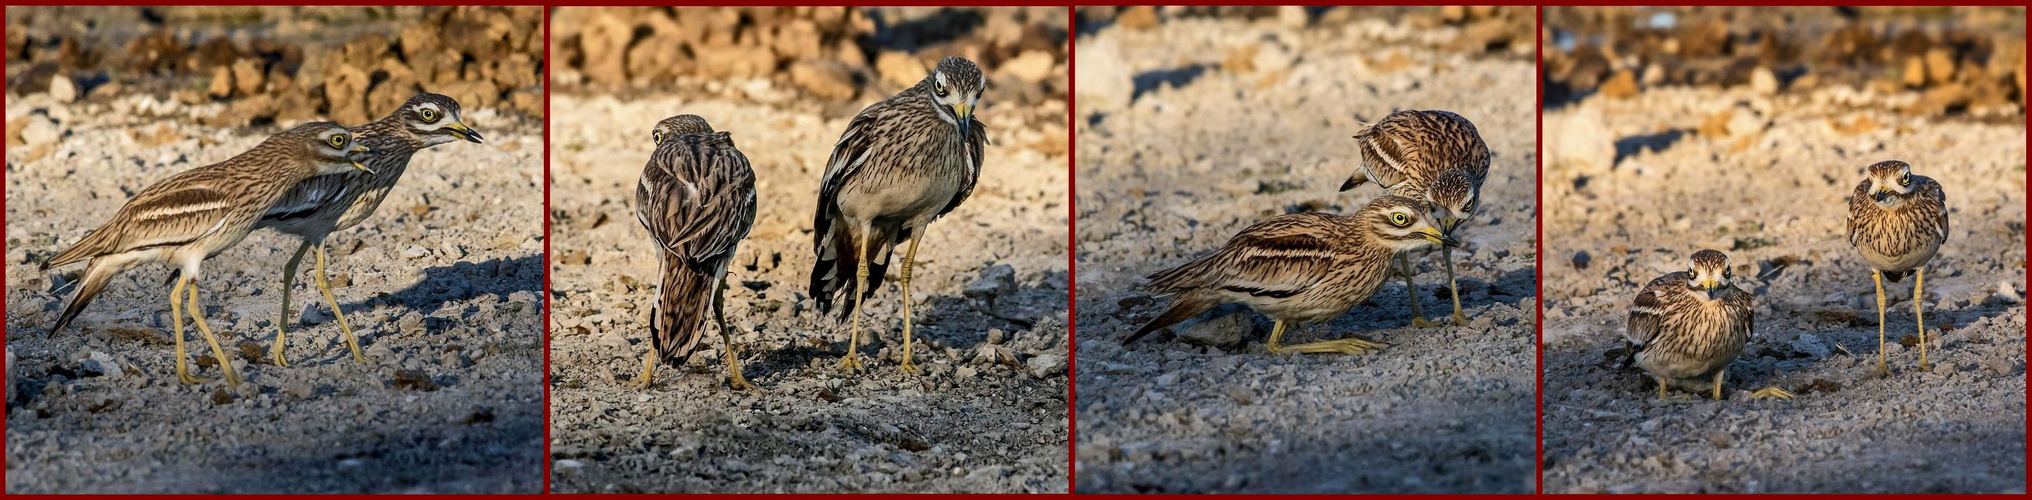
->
[346,254,544,322]
[740,270,1067,381]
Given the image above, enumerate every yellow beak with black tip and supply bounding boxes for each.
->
[349,143,377,173]
[952,102,974,135]
[446,120,484,144]
[1419,227,1461,248]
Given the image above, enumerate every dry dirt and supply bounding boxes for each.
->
[543,50,1071,493]
[4,90,547,492]
[1540,77,2027,492]
[1071,8,1539,494]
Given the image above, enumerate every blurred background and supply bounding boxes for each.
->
[1544,6,2024,117]
[5,6,544,129]
[549,7,1065,112]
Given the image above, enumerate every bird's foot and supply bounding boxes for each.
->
[178,371,203,386]
[1917,361,1933,372]
[727,374,754,391]
[1749,386,1795,400]
[838,354,865,374]
[1412,317,1438,328]
[900,360,921,373]
[1451,312,1468,326]
[1872,362,1891,379]
[271,348,290,367]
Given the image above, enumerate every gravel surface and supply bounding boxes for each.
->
[1540,82,2027,492]
[5,91,547,493]
[544,87,1070,491]
[1071,11,1538,494]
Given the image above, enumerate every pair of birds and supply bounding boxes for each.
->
[1621,160,1947,400]
[629,57,988,389]
[43,93,482,386]
[1122,109,1490,353]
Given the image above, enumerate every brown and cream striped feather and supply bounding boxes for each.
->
[45,122,363,332]
[1124,196,1443,345]
[638,115,756,364]
[1343,109,1490,196]
[809,57,988,316]
[1624,270,1753,380]
[1847,162,1948,282]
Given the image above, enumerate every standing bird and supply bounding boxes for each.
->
[1342,109,1489,327]
[1623,250,1792,400]
[631,115,757,390]
[1120,196,1460,353]
[810,56,987,373]
[256,93,481,366]
[43,122,372,386]
[1846,160,1949,376]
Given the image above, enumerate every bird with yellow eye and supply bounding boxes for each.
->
[1845,160,1949,377]
[1622,249,1794,401]
[1341,109,1489,327]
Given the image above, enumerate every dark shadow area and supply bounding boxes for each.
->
[1131,65,1210,101]
[865,8,986,53]
[1612,129,1687,165]
[361,254,545,320]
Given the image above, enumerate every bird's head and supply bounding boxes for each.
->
[1863,160,1915,204]
[925,56,985,136]
[1426,169,1481,236]
[1363,195,1461,251]
[284,121,373,175]
[1683,249,1734,301]
[651,114,715,146]
[399,93,483,146]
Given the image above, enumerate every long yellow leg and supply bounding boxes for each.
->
[1443,246,1466,325]
[271,241,311,367]
[898,237,921,373]
[1915,267,1930,371]
[1402,254,1434,328]
[631,350,655,390]
[1655,376,1668,400]
[185,278,243,386]
[1873,270,1889,378]
[1711,368,1726,400]
[839,233,869,373]
[1266,321,1386,355]
[314,244,366,362]
[171,276,199,385]
[716,275,750,390]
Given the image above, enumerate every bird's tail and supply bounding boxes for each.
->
[52,258,118,334]
[809,223,896,319]
[1121,293,1214,346]
[650,256,719,365]
[43,227,114,271]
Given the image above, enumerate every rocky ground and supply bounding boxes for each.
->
[1540,9,2026,493]
[545,8,1070,494]
[1071,7,1538,494]
[4,91,547,491]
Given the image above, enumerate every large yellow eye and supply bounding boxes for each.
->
[1461,198,1475,213]
[419,108,437,122]
[1390,212,1411,227]
[1898,173,1910,186]
[934,81,948,98]
[328,134,346,148]
[652,131,663,144]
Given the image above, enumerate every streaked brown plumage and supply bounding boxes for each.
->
[631,115,757,390]
[1342,109,1490,327]
[1846,160,1949,374]
[44,121,371,386]
[257,93,482,366]
[1623,250,1790,400]
[809,56,987,373]
[1121,195,1460,354]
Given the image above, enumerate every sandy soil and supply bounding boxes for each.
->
[4,91,547,493]
[1071,12,1539,494]
[1540,84,2027,492]
[544,87,1070,491]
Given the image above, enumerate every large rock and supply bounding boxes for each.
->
[578,11,634,85]
[789,59,856,100]
[626,34,694,83]
[876,51,927,88]
[694,44,776,80]
[998,50,1055,83]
